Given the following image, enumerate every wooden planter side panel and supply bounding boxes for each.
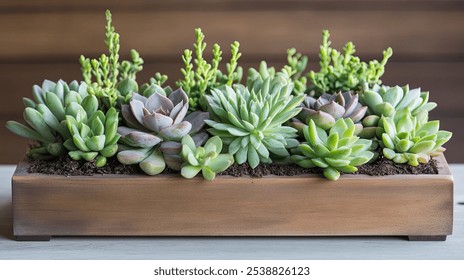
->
[12,155,453,238]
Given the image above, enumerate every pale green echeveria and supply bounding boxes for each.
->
[205,76,304,169]
[64,96,120,167]
[6,80,89,160]
[181,135,234,181]
[290,91,367,135]
[117,88,209,175]
[380,108,452,166]
[291,118,374,180]
[359,84,437,138]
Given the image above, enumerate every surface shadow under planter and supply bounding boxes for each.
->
[12,154,453,241]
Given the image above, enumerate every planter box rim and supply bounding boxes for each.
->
[13,154,453,181]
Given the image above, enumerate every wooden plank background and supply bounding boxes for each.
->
[1,0,463,163]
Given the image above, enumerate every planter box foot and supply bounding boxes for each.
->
[408,235,447,241]
[15,235,51,242]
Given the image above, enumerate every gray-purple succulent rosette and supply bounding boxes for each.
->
[117,88,209,175]
[290,91,367,135]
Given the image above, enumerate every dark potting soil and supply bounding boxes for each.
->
[355,155,438,176]
[27,155,177,177]
[220,155,438,178]
[27,154,438,177]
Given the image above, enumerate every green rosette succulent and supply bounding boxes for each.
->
[180,135,234,181]
[291,118,374,180]
[359,84,437,138]
[309,30,393,95]
[6,79,88,160]
[117,88,209,175]
[380,109,452,166]
[205,76,304,169]
[290,91,367,134]
[65,100,120,167]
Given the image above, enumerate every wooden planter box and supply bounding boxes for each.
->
[12,154,453,241]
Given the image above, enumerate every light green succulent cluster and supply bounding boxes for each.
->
[65,103,120,167]
[6,80,87,160]
[6,79,119,166]
[284,48,308,93]
[205,76,304,168]
[80,10,143,109]
[247,58,307,95]
[359,84,437,138]
[141,72,169,90]
[309,30,393,95]
[380,109,452,166]
[292,119,374,180]
[177,28,243,112]
[180,135,234,181]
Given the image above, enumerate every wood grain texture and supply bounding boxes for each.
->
[1,164,463,259]
[1,10,463,59]
[12,155,453,240]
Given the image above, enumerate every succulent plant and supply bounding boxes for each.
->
[205,76,304,169]
[285,48,308,93]
[359,84,437,138]
[309,30,393,95]
[291,118,374,180]
[65,102,120,167]
[117,88,209,175]
[180,135,234,181]
[247,60,307,95]
[380,109,452,166]
[290,91,367,134]
[80,10,145,109]
[177,28,243,111]
[6,80,88,160]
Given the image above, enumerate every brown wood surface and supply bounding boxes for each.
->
[1,0,463,163]
[1,10,463,59]
[12,154,453,239]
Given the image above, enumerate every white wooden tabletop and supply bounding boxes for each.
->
[0,165,463,260]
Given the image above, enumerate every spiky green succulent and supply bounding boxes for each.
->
[180,135,234,181]
[309,30,393,95]
[291,118,374,180]
[205,76,304,168]
[380,108,452,166]
[359,84,437,138]
[117,88,209,175]
[6,80,88,160]
[65,103,120,167]
[177,28,243,111]
[290,91,367,135]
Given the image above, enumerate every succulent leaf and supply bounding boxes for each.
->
[292,119,374,180]
[379,109,452,165]
[309,30,392,94]
[180,135,234,180]
[206,76,303,168]
[291,91,367,133]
